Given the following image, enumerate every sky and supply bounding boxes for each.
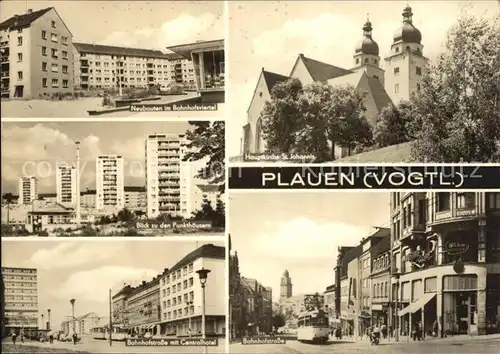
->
[229,191,390,302]
[226,1,499,157]
[0,1,224,50]
[1,240,223,329]
[0,121,199,194]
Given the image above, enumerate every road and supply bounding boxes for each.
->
[8,338,226,353]
[230,337,500,354]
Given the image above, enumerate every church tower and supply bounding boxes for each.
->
[280,270,293,301]
[352,16,385,86]
[384,5,428,104]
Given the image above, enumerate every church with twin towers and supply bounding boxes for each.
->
[243,5,428,158]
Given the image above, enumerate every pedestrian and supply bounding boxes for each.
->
[432,320,438,338]
[417,321,423,341]
[389,325,393,339]
[381,324,387,339]
[72,332,78,345]
[11,331,17,345]
[20,330,24,343]
[49,330,54,344]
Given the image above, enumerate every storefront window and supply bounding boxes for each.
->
[487,193,500,210]
[443,230,478,264]
[487,230,500,262]
[437,192,451,211]
[456,192,475,209]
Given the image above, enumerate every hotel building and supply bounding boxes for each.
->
[56,165,77,206]
[159,244,225,337]
[166,39,225,103]
[0,7,73,99]
[390,192,500,337]
[95,155,125,211]
[145,134,189,219]
[73,43,195,90]
[2,267,39,336]
[18,177,38,205]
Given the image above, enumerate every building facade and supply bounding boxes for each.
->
[18,177,38,205]
[0,7,74,99]
[239,277,273,336]
[80,189,96,208]
[56,165,76,206]
[74,312,108,336]
[324,285,336,328]
[390,192,500,337]
[124,277,161,335]
[2,267,38,336]
[145,134,189,219]
[72,43,195,91]
[95,155,125,211]
[158,243,226,337]
[124,186,147,211]
[280,270,293,301]
[370,235,391,327]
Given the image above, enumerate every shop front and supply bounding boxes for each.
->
[486,274,500,334]
[371,303,388,327]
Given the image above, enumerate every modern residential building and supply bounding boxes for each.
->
[358,228,390,335]
[18,177,38,205]
[166,39,225,103]
[158,243,225,337]
[280,269,293,301]
[242,6,426,157]
[56,165,77,206]
[145,133,188,219]
[80,189,96,208]
[390,192,500,337]
[95,155,125,211]
[2,267,39,336]
[124,186,147,211]
[72,43,195,91]
[0,7,74,99]
[190,182,222,216]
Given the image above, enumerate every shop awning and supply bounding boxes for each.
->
[398,293,436,317]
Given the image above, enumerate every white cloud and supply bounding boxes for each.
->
[101,13,223,50]
[55,266,158,303]
[31,243,125,270]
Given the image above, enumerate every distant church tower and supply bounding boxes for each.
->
[352,15,384,86]
[280,270,293,301]
[384,5,428,104]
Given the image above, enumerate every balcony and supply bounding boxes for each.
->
[1,71,9,78]
[1,56,8,63]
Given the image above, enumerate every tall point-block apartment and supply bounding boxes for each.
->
[73,43,195,91]
[56,164,77,207]
[167,39,225,104]
[18,177,38,205]
[0,7,74,99]
[243,6,427,157]
[95,155,125,212]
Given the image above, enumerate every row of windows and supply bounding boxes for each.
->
[5,302,37,307]
[5,289,37,294]
[372,253,390,272]
[4,282,36,288]
[163,263,194,285]
[41,62,69,74]
[373,282,389,298]
[2,275,36,281]
[4,296,37,301]
[41,46,69,59]
[393,66,422,76]
[162,291,194,308]
[162,305,194,321]
[2,269,36,274]
[41,30,68,45]
[361,257,371,269]
[41,78,69,88]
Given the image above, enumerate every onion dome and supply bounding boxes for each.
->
[283,270,290,277]
[393,6,422,44]
[355,19,379,56]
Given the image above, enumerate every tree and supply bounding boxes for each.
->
[303,293,324,311]
[374,101,414,148]
[272,313,286,330]
[191,198,216,221]
[183,121,225,192]
[261,78,304,154]
[411,14,500,162]
[2,193,15,205]
[117,208,135,224]
[213,199,225,228]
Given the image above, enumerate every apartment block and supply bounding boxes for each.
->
[56,165,77,206]
[145,134,190,219]
[2,267,39,336]
[18,177,38,205]
[72,43,195,90]
[95,155,125,211]
[0,7,73,99]
[124,186,147,211]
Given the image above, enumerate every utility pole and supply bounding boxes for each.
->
[109,289,113,346]
[75,142,81,225]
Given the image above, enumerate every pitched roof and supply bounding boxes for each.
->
[328,71,365,88]
[166,39,224,59]
[167,244,225,274]
[336,141,414,163]
[0,7,52,31]
[299,54,353,82]
[262,70,289,92]
[370,235,391,258]
[365,76,393,112]
[73,42,182,60]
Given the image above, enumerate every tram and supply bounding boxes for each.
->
[297,309,330,344]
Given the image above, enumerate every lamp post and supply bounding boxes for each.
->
[41,314,44,330]
[196,268,211,354]
[75,141,81,226]
[392,271,400,342]
[70,299,76,337]
[47,309,51,331]
[186,301,193,337]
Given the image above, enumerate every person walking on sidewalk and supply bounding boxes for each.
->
[72,332,78,345]
[11,331,17,345]
[48,330,54,344]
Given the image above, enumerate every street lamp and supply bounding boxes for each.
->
[392,270,400,342]
[41,314,44,330]
[70,299,76,337]
[47,309,51,331]
[186,301,193,337]
[196,268,211,338]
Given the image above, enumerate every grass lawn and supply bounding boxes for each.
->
[2,344,91,353]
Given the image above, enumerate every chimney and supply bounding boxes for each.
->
[163,268,169,273]
[27,9,33,14]
[142,281,146,286]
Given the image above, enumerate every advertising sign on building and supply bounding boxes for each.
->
[445,241,470,256]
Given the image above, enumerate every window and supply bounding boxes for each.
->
[42,62,48,71]
[456,192,475,209]
[395,46,400,53]
[394,83,399,94]
[51,48,58,58]
[41,30,46,39]
[356,58,360,64]
[17,71,23,80]
[51,79,58,87]
[61,36,68,45]
[51,20,56,28]
[406,46,410,52]
[51,33,58,43]
[62,65,68,74]
[17,36,22,46]
[416,67,422,76]
[394,67,400,75]
[417,83,421,91]
[436,192,451,212]
[487,193,500,210]
[17,53,22,62]
[51,63,58,73]
[364,58,368,64]
[62,51,68,59]
[63,80,68,88]
[42,47,47,56]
